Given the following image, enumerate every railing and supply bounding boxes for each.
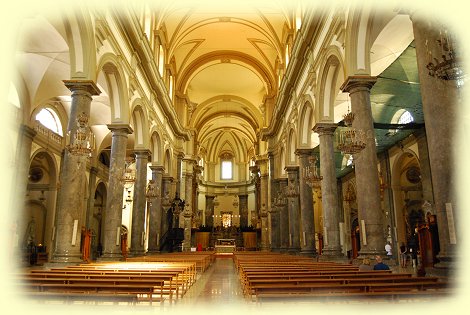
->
[34,121,63,145]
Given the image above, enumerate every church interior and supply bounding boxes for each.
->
[3,0,468,310]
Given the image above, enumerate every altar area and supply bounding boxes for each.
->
[214,238,236,254]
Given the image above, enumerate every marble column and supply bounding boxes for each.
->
[341,76,384,258]
[313,123,342,257]
[176,153,184,196]
[51,80,100,263]
[129,150,150,257]
[16,125,37,207]
[100,124,133,260]
[238,194,248,228]
[260,173,269,251]
[205,195,215,227]
[295,148,316,256]
[278,178,289,252]
[285,166,300,253]
[85,166,98,228]
[269,180,280,252]
[183,172,193,251]
[147,165,164,254]
[415,131,435,207]
[250,165,260,217]
[411,15,459,268]
[160,175,173,237]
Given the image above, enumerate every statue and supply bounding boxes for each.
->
[24,216,36,247]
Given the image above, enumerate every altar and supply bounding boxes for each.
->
[214,238,236,254]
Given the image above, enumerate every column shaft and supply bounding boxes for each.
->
[100,124,132,260]
[285,166,300,253]
[341,76,383,257]
[52,81,100,263]
[147,165,164,254]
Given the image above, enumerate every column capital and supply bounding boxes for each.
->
[89,166,99,175]
[149,164,165,173]
[162,175,174,182]
[284,165,299,173]
[21,124,37,140]
[313,122,338,135]
[107,124,133,134]
[295,148,314,157]
[63,80,101,95]
[340,75,377,93]
[133,149,152,157]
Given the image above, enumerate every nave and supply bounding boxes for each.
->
[14,251,453,313]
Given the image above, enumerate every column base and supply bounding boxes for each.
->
[147,249,161,255]
[288,247,301,254]
[300,249,317,257]
[50,251,83,264]
[128,250,146,257]
[98,252,124,261]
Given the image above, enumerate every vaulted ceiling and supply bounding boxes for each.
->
[153,1,294,161]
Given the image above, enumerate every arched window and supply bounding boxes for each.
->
[220,152,233,180]
[387,110,414,136]
[158,45,164,76]
[36,108,63,136]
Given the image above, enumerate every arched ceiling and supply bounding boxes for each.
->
[153,1,292,160]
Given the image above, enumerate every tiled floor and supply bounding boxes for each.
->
[178,256,246,306]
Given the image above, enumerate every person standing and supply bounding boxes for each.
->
[399,242,407,267]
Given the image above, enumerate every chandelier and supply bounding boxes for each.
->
[337,110,366,156]
[303,155,323,188]
[273,190,287,208]
[145,179,159,205]
[285,181,299,197]
[66,112,94,157]
[425,30,465,86]
[121,156,135,188]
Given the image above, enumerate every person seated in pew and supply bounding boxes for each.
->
[373,255,390,270]
[358,258,373,271]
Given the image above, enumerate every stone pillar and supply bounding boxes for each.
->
[313,123,342,257]
[100,124,133,260]
[147,165,164,254]
[51,80,100,263]
[341,76,384,258]
[160,175,173,236]
[183,172,193,250]
[260,172,269,251]
[129,150,150,257]
[15,125,37,208]
[411,15,459,268]
[269,180,281,252]
[415,131,435,207]
[176,153,184,196]
[205,195,215,227]
[239,194,248,227]
[85,167,98,228]
[285,166,300,253]
[278,178,289,252]
[250,165,260,217]
[295,148,316,256]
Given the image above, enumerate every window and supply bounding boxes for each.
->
[221,160,232,180]
[397,110,414,124]
[158,45,164,76]
[387,110,414,137]
[36,108,63,136]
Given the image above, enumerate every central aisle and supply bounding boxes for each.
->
[178,256,245,306]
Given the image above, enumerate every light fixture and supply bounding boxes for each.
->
[337,108,366,157]
[145,179,159,206]
[285,180,299,197]
[121,156,135,188]
[303,155,323,188]
[343,185,356,203]
[273,190,287,208]
[425,29,465,86]
[66,112,94,157]
[378,171,388,200]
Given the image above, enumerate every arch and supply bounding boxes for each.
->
[287,128,297,165]
[298,99,314,147]
[150,131,162,164]
[344,6,373,75]
[96,53,130,124]
[130,101,149,149]
[63,10,97,79]
[31,103,67,137]
[316,51,345,122]
[163,149,172,175]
